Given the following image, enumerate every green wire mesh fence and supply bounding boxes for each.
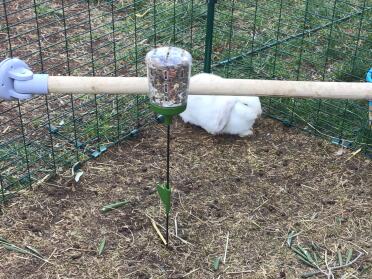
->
[0,0,371,205]
[0,0,208,204]
[209,0,371,153]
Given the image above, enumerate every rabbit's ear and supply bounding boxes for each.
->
[213,98,236,133]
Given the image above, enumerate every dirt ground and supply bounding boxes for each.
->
[0,117,371,279]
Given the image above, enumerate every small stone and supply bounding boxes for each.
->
[275,149,283,156]
[322,199,336,205]
[70,251,82,260]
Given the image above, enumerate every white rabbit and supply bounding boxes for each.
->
[180,73,262,137]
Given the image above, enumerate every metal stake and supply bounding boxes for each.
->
[165,124,171,245]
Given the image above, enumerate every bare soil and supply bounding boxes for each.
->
[0,117,371,279]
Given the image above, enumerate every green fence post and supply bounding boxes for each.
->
[203,0,217,73]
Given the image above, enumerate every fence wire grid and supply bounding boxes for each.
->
[0,0,371,205]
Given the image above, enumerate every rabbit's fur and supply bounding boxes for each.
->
[180,73,262,137]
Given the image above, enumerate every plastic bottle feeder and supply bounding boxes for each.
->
[146,46,192,125]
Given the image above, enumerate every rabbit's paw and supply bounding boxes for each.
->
[239,130,253,137]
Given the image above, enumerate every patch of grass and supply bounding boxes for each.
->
[35,0,63,18]
[287,232,364,278]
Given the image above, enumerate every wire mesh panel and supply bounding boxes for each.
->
[210,0,371,155]
[0,0,207,204]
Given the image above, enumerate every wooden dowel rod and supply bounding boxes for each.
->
[191,79,372,100]
[48,76,372,100]
[48,76,148,95]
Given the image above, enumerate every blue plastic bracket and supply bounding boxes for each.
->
[366,68,372,83]
[0,58,48,101]
[366,68,372,127]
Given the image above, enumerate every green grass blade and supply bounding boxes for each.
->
[25,246,44,258]
[303,250,316,266]
[0,236,10,244]
[2,243,29,254]
[337,250,343,266]
[212,257,221,271]
[313,251,319,264]
[301,271,320,278]
[100,200,128,213]
[345,248,353,264]
[297,246,315,264]
[0,238,42,257]
[98,238,106,256]
[287,231,296,247]
[291,246,307,258]
[291,247,317,268]
[310,241,321,251]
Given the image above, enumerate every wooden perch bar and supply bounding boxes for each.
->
[48,76,148,95]
[48,76,372,100]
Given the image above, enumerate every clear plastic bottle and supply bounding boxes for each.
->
[146,47,192,110]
